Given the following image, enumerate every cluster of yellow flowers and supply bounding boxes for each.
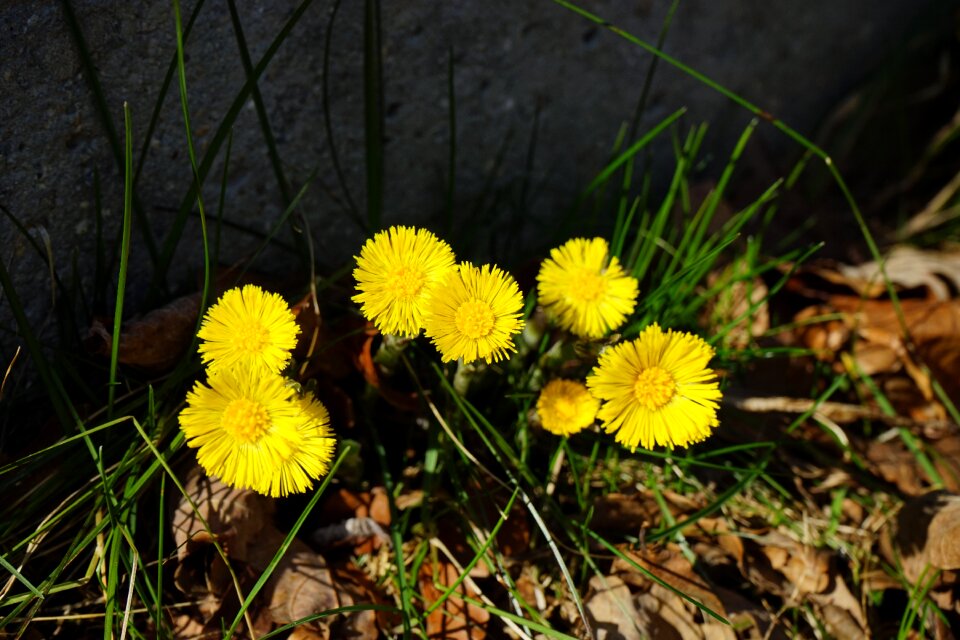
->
[178,285,336,497]
[353,226,525,364]
[355,227,722,451]
[177,225,722,491]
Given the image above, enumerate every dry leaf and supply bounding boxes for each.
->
[711,584,786,640]
[171,466,274,565]
[419,561,489,639]
[317,487,391,554]
[246,530,379,640]
[611,545,733,640]
[757,532,831,596]
[792,294,960,417]
[584,574,646,640]
[590,493,657,534]
[171,468,383,638]
[863,434,956,496]
[834,245,960,301]
[86,292,201,372]
[893,490,960,584]
[808,574,868,639]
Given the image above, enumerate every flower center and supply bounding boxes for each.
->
[387,266,427,300]
[551,396,578,422]
[633,367,676,410]
[221,398,271,444]
[455,299,496,339]
[234,322,270,354]
[569,269,607,302]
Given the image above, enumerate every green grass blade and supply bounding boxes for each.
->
[172,0,212,359]
[582,108,686,207]
[0,553,42,599]
[150,0,319,299]
[628,125,701,279]
[463,597,579,639]
[107,103,135,417]
[425,488,520,615]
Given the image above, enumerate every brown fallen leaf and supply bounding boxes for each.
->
[172,468,383,638]
[86,292,202,373]
[788,246,960,302]
[170,467,275,628]
[892,490,960,584]
[419,561,489,639]
[247,529,380,640]
[865,437,926,495]
[808,574,868,639]
[711,584,787,640]
[584,574,645,640]
[611,545,733,640]
[932,433,960,492]
[792,295,960,418]
[591,490,703,536]
[317,487,391,554]
[590,493,658,534]
[757,532,832,596]
[831,246,960,301]
[171,466,274,565]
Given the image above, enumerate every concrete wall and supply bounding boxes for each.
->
[0,0,938,376]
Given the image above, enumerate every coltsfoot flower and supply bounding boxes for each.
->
[536,237,638,339]
[424,263,525,364]
[536,379,599,437]
[586,323,721,450]
[353,226,457,337]
[197,284,299,376]
[179,367,336,497]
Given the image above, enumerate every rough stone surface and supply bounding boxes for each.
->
[0,0,938,383]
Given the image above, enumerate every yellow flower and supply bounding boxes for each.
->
[197,285,299,376]
[424,262,525,364]
[586,324,721,450]
[536,237,638,339]
[260,393,336,497]
[179,368,336,497]
[536,379,599,436]
[353,226,457,337]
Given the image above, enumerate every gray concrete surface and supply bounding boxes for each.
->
[0,0,941,385]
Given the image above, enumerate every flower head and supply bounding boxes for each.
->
[424,262,525,364]
[586,324,721,450]
[353,226,457,337]
[197,285,299,376]
[179,367,336,497]
[536,237,639,339]
[261,393,336,497]
[536,379,599,436]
